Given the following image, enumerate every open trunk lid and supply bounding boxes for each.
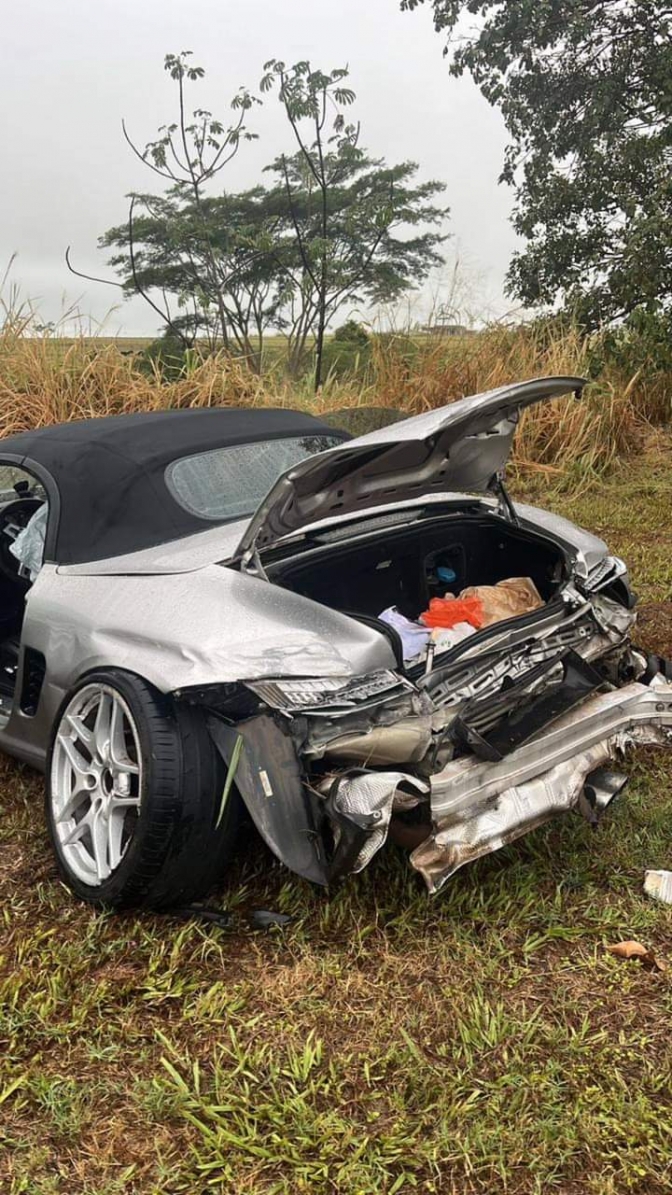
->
[236,376,586,557]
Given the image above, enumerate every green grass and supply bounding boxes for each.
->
[1,437,672,1194]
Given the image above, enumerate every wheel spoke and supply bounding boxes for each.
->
[107,808,127,871]
[94,692,112,759]
[60,809,92,847]
[110,794,141,809]
[108,698,139,773]
[65,712,94,749]
[58,734,91,782]
[55,784,89,824]
[90,805,109,881]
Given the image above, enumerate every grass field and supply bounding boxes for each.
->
[1,431,671,1194]
[4,321,670,490]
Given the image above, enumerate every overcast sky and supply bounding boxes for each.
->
[2,0,519,336]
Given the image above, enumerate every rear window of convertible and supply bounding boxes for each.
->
[165,434,343,522]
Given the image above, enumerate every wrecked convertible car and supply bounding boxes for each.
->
[1,383,670,907]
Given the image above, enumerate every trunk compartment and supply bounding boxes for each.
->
[269,512,567,648]
[225,505,665,896]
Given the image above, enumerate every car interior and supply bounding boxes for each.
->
[0,465,48,715]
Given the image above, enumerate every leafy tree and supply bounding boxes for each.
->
[89,53,448,379]
[263,148,448,380]
[261,60,448,387]
[333,319,370,347]
[101,188,285,369]
[320,321,372,381]
[402,1,672,326]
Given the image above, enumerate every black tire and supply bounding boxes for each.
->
[45,668,242,910]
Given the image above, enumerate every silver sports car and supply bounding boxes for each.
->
[1,378,670,908]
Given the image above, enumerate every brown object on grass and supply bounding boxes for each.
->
[606,940,667,972]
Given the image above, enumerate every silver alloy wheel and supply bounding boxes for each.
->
[50,683,142,886]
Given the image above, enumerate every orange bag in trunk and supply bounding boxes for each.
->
[420,596,484,630]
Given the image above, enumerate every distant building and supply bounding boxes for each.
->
[420,323,474,337]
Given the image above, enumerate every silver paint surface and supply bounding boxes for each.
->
[0,491,617,775]
[20,563,396,699]
[236,376,586,554]
[513,502,610,575]
[58,521,247,576]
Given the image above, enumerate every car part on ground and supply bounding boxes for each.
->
[643,870,672,905]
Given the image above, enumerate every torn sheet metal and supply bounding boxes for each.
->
[410,677,672,893]
[412,739,619,892]
[208,714,328,886]
[326,770,428,872]
[429,678,672,823]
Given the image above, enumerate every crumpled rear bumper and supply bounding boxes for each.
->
[330,676,672,892]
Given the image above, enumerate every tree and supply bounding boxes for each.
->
[101,188,285,369]
[261,60,448,387]
[91,53,448,378]
[263,144,448,379]
[402,1,672,326]
[69,51,259,350]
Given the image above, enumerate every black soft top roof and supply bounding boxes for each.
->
[1,407,346,565]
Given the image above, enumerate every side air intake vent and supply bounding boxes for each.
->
[20,648,46,717]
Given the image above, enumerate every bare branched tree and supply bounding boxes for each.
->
[70,51,259,351]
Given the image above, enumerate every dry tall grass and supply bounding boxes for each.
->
[361,323,669,483]
[0,313,669,488]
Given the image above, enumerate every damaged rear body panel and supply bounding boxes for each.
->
[195,565,672,891]
[170,376,671,892]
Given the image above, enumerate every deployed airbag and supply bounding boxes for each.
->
[9,503,47,581]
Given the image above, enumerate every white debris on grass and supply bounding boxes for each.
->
[643,870,672,905]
